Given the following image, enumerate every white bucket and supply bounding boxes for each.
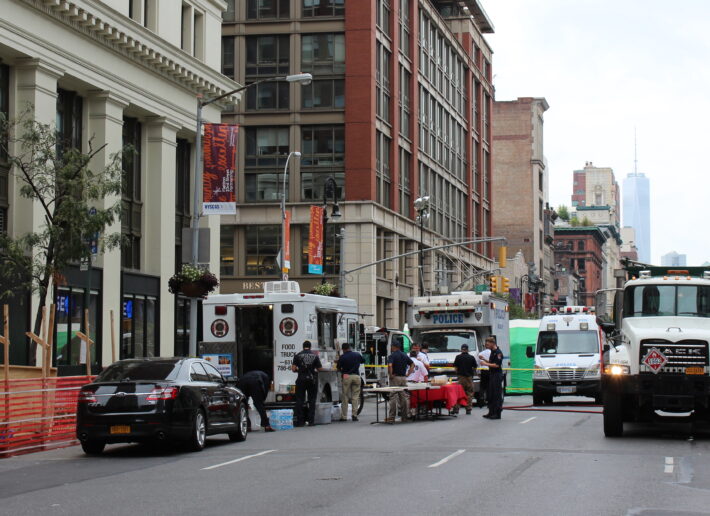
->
[314,403,332,425]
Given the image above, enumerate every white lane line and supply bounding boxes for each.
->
[202,449,277,471]
[428,449,466,468]
[664,456,674,474]
[520,417,536,424]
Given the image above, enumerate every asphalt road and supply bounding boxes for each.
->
[2,395,710,516]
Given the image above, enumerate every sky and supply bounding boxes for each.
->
[482,0,710,265]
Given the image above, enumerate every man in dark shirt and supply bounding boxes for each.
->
[385,341,414,424]
[336,343,365,422]
[479,336,504,419]
[291,340,325,427]
[236,370,275,432]
[452,343,477,415]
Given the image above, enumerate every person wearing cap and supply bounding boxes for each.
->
[336,342,365,422]
[235,370,275,432]
[479,336,504,420]
[452,343,477,415]
[385,340,414,424]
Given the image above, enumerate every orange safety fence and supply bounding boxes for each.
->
[0,375,95,457]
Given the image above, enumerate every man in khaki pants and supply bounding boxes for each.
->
[336,343,365,421]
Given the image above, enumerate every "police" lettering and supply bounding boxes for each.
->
[432,313,465,324]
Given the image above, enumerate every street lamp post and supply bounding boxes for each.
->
[321,176,341,284]
[413,196,430,295]
[188,73,312,356]
[280,151,301,280]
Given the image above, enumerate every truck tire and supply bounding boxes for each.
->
[532,388,544,406]
[603,390,623,437]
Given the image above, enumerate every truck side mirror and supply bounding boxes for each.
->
[526,346,534,358]
[602,344,610,353]
[599,321,616,335]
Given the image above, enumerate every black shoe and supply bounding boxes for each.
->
[489,415,501,420]
[466,410,472,415]
[482,413,491,419]
[294,422,305,427]
[351,416,359,422]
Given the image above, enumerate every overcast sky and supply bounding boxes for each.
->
[483,0,710,265]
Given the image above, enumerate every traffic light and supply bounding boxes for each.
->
[502,277,510,293]
[490,276,499,293]
[498,246,507,268]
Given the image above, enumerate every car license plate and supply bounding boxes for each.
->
[110,425,131,435]
[557,386,576,394]
[686,367,704,375]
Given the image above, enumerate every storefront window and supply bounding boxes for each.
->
[245,225,280,276]
[121,294,158,358]
[55,288,99,367]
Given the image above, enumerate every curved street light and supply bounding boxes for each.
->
[280,151,301,277]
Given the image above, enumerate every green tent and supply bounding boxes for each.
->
[507,319,539,395]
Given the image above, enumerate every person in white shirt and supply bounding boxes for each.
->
[407,350,428,383]
[476,348,491,408]
[412,343,430,371]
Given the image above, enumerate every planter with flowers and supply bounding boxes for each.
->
[168,264,219,298]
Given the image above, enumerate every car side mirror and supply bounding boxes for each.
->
[526,346,534,358]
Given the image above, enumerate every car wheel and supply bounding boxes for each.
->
[357,379,365,415]
[228,404,248,442]
[188,409,207,451]
[81,439,105,455]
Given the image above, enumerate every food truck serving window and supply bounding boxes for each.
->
[318,311,337,349]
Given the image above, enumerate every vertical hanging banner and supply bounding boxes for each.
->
[283,210,292,271]
[308,205,324,274]
[203,123,238,215]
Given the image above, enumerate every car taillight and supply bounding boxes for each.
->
[78,390,97,403]
[146,386,180,403]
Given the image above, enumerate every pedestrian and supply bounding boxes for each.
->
[479,336,504,419]
[452,343,476,415]
[291,340,325,427]
[476,347,491,408]
[385,341,414,424]
[235,370,275,432]
[336,342,364,422]
[406,350,428,383]
[411,343,430,371]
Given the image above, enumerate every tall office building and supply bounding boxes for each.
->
[220,0,497,328]
[661,251,686,267]
[622,172,651,263]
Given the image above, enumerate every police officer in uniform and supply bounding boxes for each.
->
[479,336,504,419]
[291,340,325,427]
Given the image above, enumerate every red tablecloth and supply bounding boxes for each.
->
[409,384,467,410]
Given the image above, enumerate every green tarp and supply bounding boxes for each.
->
[507,320,539,395]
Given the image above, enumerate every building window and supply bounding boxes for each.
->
[302,79,344,109]
[246,35,290,76]
[399,66,411,139]
[247,81,289,110]
[301,125,344,201]
[302,0,344,17]
[245,126,289,168]
[0,62,9,232]
[376,0,391,37]
[245,172,288,202]
[221,36,235,79]
[301,33,345,74]
[245,225,280,276]
[399,148,411,217]
[220,226,235,276]
[223,0,236,21]
[376,131,391,208]
[175,138,191,265]
[55,288,99,367]
[121,294,158,358]
[376,42,391,124]
[399,0,410,58]
[56,88,83,154]
[302,172,344,202]
[122,117,142,270]
[301,224,342,275]
[247,0,289,20]
[578,240,585,251]
[143,0,156,30]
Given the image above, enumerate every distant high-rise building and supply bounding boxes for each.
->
[623,173,651,263]
[661,251,686,267]
[571,162,620,228]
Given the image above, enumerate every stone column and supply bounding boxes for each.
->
[87,90,128,366]
[144,117,179,357]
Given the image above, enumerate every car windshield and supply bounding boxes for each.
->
[421,332,475,352]
[625,284,710,318]
[536,331,599,355]
[96,361,181,382]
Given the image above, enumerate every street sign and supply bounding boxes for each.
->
[474,284,488,292]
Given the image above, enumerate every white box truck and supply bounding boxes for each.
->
[526,306,603,405]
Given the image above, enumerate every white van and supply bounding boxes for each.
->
[526,307,603,405]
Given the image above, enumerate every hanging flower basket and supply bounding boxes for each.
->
[168,264,219,298]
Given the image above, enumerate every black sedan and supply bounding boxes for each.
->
[76,357,248,455]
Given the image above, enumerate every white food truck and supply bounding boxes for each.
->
[200,281,361,407]
[526,306,603,405]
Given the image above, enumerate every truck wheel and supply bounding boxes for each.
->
[357,379,365,415]
[532,388,544,406]
[603,391,623,437]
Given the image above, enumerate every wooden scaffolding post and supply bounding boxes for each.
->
[75,309,93,378]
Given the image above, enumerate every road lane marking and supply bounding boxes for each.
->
[665,456,674,474]
[202,449,277,470]
[520,417,536,424]
[428,449,465,468]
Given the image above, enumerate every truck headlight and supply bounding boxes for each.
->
[533,366,549,379]
[604,364,630,375]
[584,363,601,378]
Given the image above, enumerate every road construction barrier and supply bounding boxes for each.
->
[0,375,93,457]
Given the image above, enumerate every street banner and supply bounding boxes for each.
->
[202,123,238,215]
[283,210,291,271]
[308,205,324,274]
